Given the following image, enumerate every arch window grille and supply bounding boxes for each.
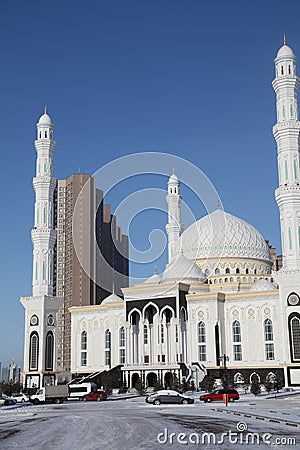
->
[233,372,244,384]
[81,331,87,366]
[45,331,54,371]
[105,329,111,368]
[232,320,242,361]
[29,332,39,371]
[198,321,206,361]
[175,324,178,343]
[119,327,125,364]
[294,160,298,179]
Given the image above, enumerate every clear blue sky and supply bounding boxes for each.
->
[0,0,299,368]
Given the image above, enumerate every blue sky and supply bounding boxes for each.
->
[0,0,299,368]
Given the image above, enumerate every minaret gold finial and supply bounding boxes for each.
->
[172,168,175,175]
[217,200,221,209]
[154,265,157,275]
[44,104,47,114]
[284,34,286,45]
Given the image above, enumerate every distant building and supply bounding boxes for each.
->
[1,367,9,383]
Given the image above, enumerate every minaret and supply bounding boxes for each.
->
[273,38,300,269]
[32,107,56,296]
[166,171,182,263]
[20,109,63,389]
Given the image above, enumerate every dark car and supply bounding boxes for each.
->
[145,390,194,405]
[200,388,239,403]
[0,395,17,406]
[82,390,107,402]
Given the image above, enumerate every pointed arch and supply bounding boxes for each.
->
[45,331,54,371]
[29,332,39,371]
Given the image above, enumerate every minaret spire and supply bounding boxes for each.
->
[166,171,182,263]
[31,109,56,295]
[273,41,300,269]
[284,34,286,45]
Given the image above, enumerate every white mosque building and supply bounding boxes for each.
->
[21,40,300,390]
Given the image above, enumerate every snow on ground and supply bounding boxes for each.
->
[0,393,300,449]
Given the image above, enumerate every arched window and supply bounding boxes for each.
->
[161,324,164,344]
[81,331,87,366]
[144,324,148,344]
[290,315,300,361]
[215,268,220,275]
[29,332,39,371]
[105,329,111,368]
[198,321,206,361]
[264,319,274,360]
[119,327,125,364]
[236,268,240,274]
[225,268,230,274]
[45,331,54,371]
[232,321,242,361]
[264,319,273,341]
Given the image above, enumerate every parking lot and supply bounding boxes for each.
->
[0,394,300,449]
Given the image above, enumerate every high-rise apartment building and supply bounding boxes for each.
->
[55,174,129,372]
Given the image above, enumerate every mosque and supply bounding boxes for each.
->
[21,40,300,390]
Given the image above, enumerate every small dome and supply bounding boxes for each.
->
[168,172,179,184]
[162,254,206,284]
[144,273,161,284]
[250,279,278,292]
[102,293,123,305]
[37,109,53,126]
[276,44,295,59]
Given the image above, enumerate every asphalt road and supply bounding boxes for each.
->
[0,396,300,449]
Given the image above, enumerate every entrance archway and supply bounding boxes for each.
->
[131,373,140,388]
[146,372,157,387]
[164,372,173,388]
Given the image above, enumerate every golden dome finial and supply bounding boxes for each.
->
[284,34,287,45]
[44,104,47,114]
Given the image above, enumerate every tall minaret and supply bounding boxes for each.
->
[20,109,63,389]
[273,38,300,270]
[166,171,182,263]
[32,107,56,296]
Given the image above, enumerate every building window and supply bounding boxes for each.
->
[225,268,230,274]
[265,343,275,360]
[29,333,39,371]
[45,331,54,371]
[144,324,148,344]
[198,321,206,361]
[291,316,300,360]
[105,329,111,368]
[264,319,273,341]
[233,320,241,342]
[161,324,164,344]
[175,324,178,343]
[233,344,242,361]
[233,320,242,361]
[119,327,125,364]
[81,331,87,366]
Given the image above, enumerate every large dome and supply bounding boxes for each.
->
[181,209,272,262]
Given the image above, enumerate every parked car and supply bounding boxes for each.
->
[0,395,17,406]
[82,390,107,402]
[200,388,239,403]
[145,390,194,405]
[12,393,30,403]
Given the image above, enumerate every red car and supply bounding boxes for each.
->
[200,388,239,403]
[83,390,107,402]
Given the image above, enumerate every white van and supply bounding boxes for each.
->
[68,382,97,400]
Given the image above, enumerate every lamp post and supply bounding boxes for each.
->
[219,354,229,389]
